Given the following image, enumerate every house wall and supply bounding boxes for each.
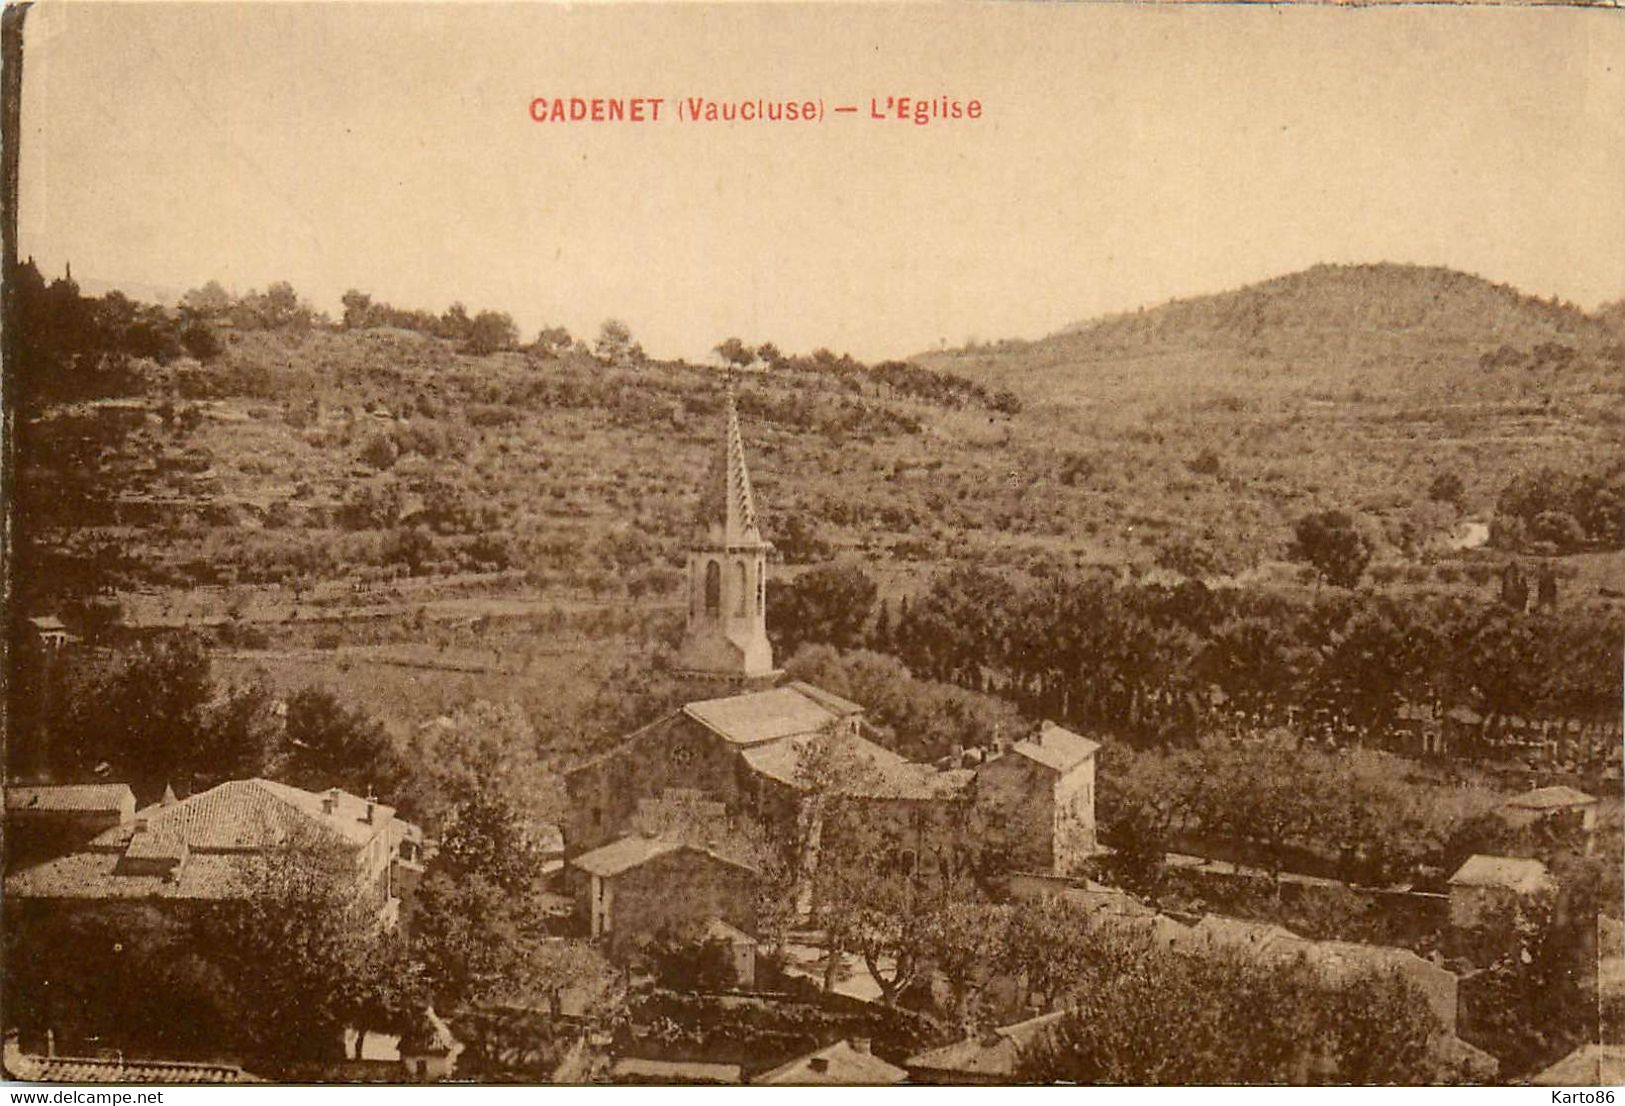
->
[1448,885,1503,932]
[565,716,743,855]
[1051,758,1097,876]
[596,849,758,955]
[970,756,1055,874]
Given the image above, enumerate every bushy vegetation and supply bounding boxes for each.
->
[1493,463,1625,553]
[887,565,1620,749]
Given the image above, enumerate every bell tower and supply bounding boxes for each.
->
[674,380,777,682]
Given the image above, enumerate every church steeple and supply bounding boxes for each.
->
[697,382,764,547]
[675,378,777,682]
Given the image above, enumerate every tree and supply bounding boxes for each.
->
[531,326,572,358]
[766,563,878,654]
[402,700,563,830]
[181,280,234,320]
[281,688,408,799]
[340,289,375,329]
[997,894,1105,1011]
[1017,945,1442,1084]
[53,633,215,796]
[1428,471,1465,507]
[180,321,224,361]
[594,318,635,364]
[466,311,519,355]
[714,337,756,369]
[196,829,418,1067]
[411,792,620,1016]
[1293,510,1373,589]
[756,341,783,367]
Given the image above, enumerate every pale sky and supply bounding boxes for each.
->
[18,2,1625,361]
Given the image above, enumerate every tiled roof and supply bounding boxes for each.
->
[6,784,134,814]
[1448,854,1552,893]
[752,1040,907,1085]
[1009,722,1099,774]
[570,835,757,880]
[570,835,683,877]
[904,1034,1019,1079]
[91,779,390,852]
[783,681,865,717]
[1502,785,1597,811]
[5,850,256,900]
[739,730,969,800]
[612,1057,743,1084]
[684,684,857,747]
[4,1051,262,1084]
[1283,937,1444,986]
[1532,1044,1625,1087]
[705,917,755,945]
[1176,915,1299,956]
[906,1011,1069,1079]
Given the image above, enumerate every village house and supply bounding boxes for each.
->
[1495,785,1599,851]
[567,833,758,953]
[1531,1044,1625,1086]
[4,778,425,928]
[2,1032,262,1085]
[4,783,136,867]
[751,1038,908,1085]
[1447,854,1556,931]
[564,390,1102,912]
[904,1010,1066,1085]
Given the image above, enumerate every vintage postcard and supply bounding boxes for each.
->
[3,0,1623,1091]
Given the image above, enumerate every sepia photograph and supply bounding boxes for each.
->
[2,0,1623,1090]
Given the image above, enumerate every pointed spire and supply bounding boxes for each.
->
[698,375,764,547]
[161,782,178,806]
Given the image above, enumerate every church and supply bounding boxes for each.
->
[564,385,1099,902]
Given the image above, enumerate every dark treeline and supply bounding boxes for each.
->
[9,260,225,403]
[1494,463,1625,554]
[339,289,520,355]
[884,565,1621,751]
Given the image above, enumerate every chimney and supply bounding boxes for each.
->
[950,742,964,761]
[322,788,339,815]
[161,783,178,807]
[45,1029,55,1059]
[850,1037,871,1055]
[809,1057,830,1074]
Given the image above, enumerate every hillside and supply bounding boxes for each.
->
[14,263,1625,660]
[920,263,1624,404]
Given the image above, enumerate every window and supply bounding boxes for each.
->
[704,560,721,616]
[758,562,766,613]
[735,561,748,616]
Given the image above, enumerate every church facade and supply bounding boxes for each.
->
[565,386,1099,919]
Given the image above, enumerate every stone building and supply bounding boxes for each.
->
[5,778,424,927]
[4,784,136,868]
[564,390,1102,941]
[568,834,758,953]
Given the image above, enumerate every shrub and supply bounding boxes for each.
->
[358,430,399,470]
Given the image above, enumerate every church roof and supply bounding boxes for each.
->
[696,385,767,548]
[683,683,860,747]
